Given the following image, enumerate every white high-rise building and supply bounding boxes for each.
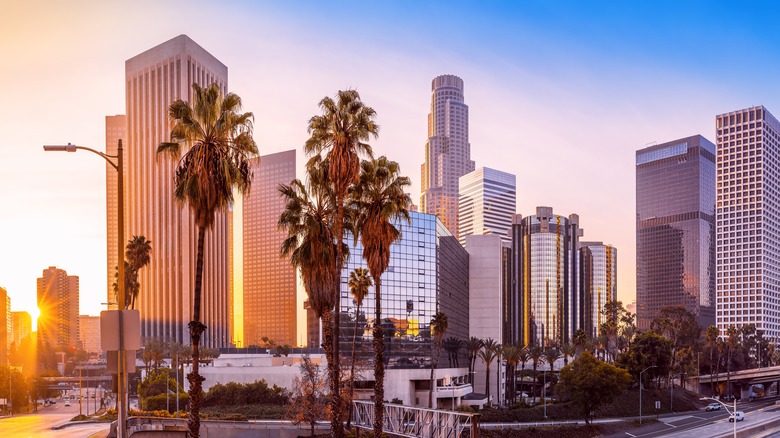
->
[458,167,516,246]
[716,106,780,339]
[125,35,230,347]
[421,75,475,238]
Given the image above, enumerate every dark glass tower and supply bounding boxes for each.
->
[636,135,716,330]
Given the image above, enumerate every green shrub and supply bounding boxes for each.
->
[141,393,189,412]
[202,380,289,406]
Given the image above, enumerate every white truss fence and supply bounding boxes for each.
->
[352,400,479,438]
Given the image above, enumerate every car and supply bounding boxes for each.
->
[64,401,71,407]
[705,403,721,411]
[729,411,745,422]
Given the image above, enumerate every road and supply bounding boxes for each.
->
[0,399,109,438]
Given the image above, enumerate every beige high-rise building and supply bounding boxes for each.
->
[0,287,9,364]
[243,150,297,347]
[11,311,31,346]
[78,315,101,354]
[106,114,127,309]
[126,35,230,347]
[458,167,516,246]
[421,74,475,238]
[36,266,79,353]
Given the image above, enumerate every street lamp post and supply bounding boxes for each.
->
[639,365,657,424]
[542,369,547,419]
[700,396,738,438]
[44,141,126,438]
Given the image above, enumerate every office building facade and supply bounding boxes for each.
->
[636,135,716,330]
[243,150,297,347]
[458,167,517,246]
[421,75,475,238]
[0,287,9,364]
[78,315,102,354]
[105,114,127,309]
[580,242,617,338]
[12,311,31,347]
[125,35,230,347]
[716,106,780,338]
[37,266,79,353]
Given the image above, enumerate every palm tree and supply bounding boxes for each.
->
[544,347,562,373]
[560,343,575,367]
[466,337,483,384]
[347,267,372,427]
[350,156,410,436]
[528,345,544,401]
[125,235,152,309]
[725,325,739,396]
[428,312,449,408]
[443,337,463,367]
[478,338,500,406]
[705,325,719,394]
[157,82,257,438]
[572,329,588,358]
[518,347,529,398]
[305,90,378,438]
[503,345,520,405]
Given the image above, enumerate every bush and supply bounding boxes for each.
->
[201,404,286,420]
[455,404,475,413]
[141,393,189,412]
[202,380,289,406]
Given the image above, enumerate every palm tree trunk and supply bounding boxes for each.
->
[373,278,385,438]
[485,364,491,405]
[187,225,208,438]
[429,339,441,408]
[332,201,345,438]
[710,347,715,395]
[347,303,361,429]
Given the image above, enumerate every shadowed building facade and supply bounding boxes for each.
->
[125,35,230,347]
[421,75,475,238]
[580,241,617,338]
[243,150,297,347]
[636,135,716,331]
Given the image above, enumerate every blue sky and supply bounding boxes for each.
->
[1,0,778,324]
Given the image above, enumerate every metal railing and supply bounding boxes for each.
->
[352,401,479,438]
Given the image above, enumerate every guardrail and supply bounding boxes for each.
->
[352,401,479,438]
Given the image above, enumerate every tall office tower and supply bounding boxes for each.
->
[126,35,230,347]
[36,266,79,352]
[580,242,617,338]
[716,107,780,338]
[512,207,582,346]
[0,287,9,364]
[228,206,234,345]
[458,167,516,246]
[242,150,297,347]
[420,74,475,237]
[636,135,716,331]
[106,115,127,309]
[78,315,102,354]
[12,311,32,346]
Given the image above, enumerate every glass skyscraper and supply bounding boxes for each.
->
[716,107,780,339]
[458,167,517,246]
[636,135,716,330]
[580,242,617,338]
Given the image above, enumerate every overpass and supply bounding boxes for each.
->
[690,365,780,399]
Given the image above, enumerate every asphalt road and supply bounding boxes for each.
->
[0,400,109,438]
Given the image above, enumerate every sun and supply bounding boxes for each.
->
[31,306,41,331]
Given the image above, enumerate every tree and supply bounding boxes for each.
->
[349,155,410,436]
[725,325,739,395]
[528,345,544,400]
[502,345,520,405]
[112,235,152,310]
[443,337,463,368]
[428,312,448,408]
[346,267,371,428]
[572,329,588,358]
[288,356,329,436]
[544,347,562,373]
[478,338,500,405]
[157,82,257,438]
[555,352,630,424]
[518,347,529,397]
[561,343,575,367]
[599,300,632,363]
[466,337,483,384]
[616,330,672,387]
[651,306,701,378]
[705,325,719,393]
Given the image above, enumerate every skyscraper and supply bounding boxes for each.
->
[0,287,9,364]
[78,315,102,354]
[458,167,516,246]
[580,242,617,338]
[11,311,31,347]
[37,266,79,353]
[636,135,716,330]
[105,114,127,309]
[421,74,475,237]
[242,150,297,347]
[126,35,230,347]
[716,106,780,338]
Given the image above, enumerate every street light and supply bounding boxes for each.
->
[639,365,657,424]
[700,396,738,438]
[43,140,126,438]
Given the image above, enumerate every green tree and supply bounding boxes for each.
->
[349,156,410,436]
[528,345,544,399]
[347,266,372,426]
[616,330,672,387]
[304,90,378,438]
[287,356,328,436]
[555,352,630,424]
[157,82,257,438]
[651,306,701,379]
[572,329,588,358]
[518,347,529,397]
[561,343,575,367]
[428,312,448,408]
[544,347,562,373]
[443,337,463,368]
[478,338,500,406]
[502,345,521,405]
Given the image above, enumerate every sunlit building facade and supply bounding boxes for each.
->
[580,242,617,338]
[78,315,102,354]
[105,114,127,310]
[243,150,297,347]
[513,207,582,346]
[716,106,780,339]
[0,287,9,364]
[12,311,31,347]
[458,167,516,246]
[125,35,230,347]
[636,135,716,331]
[421,74,475,238]
[37,266,79,353]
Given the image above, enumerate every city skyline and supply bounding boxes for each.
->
[2,2,780,323]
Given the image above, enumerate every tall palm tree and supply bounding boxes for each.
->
[502,345,520,405]
[443,337,463,368]
[726,325,739,396]
[518,347,529,398]
[528,345,544,401]
[428,311,449,408]
[305,90,378,438]
[544,347,562,373]
[560,343,575,367]
[466,337,483,384]
[125,235,152,309]
[350,156,410,436]
[705,325,719,394]
[347,267,372,427]
[572,329,588,358]
[478,338,500,406]
[157,82,257,437]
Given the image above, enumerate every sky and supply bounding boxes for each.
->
[1,1,780,332]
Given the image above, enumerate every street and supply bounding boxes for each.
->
[0,400,109,438]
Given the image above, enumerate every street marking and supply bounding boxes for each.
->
[624,433,636,437]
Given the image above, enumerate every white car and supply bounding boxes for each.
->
[705,403,721,411]
[64,400,71,407]
[729,411,745,422]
